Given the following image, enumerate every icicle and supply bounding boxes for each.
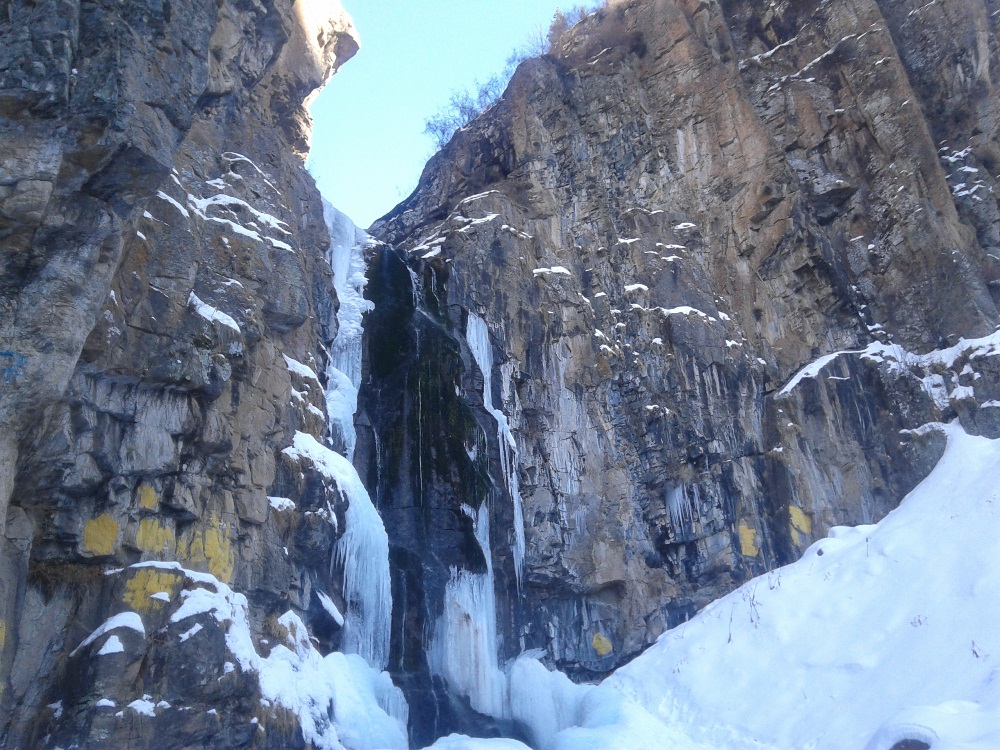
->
[466,313,526,589]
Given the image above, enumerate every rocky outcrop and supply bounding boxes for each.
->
[0,1,367,747]
[362,0,1000,741]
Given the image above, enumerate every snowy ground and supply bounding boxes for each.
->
[430,421,1000,750]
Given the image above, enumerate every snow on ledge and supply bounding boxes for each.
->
[533,266,572,278]
[283,354,320,382]
[188,292,241,333]
[70,612,145,657]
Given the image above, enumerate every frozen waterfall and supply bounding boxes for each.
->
[465,313,527,588]
[427,502,509,719]
[319,202,392,672]
[323,200,374,461]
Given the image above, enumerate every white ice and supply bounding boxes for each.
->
[323,201,374,461]
[466,313,526,586]
[283,432,392,672]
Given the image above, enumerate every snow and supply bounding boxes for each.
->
[179,623,203,642]
[422,248,442,259]
[156,191,190,218]
[145,561,405,749]
[458,213,500,231]
[284,354,320,382]
[318,591,346,627]
[779,330,1000,397]
[533,266,572,277]
[70,612,145,656]
[426,736,531,750]
[150,592,170,602]
[188,292,241,333]
[97,635,125,655]
[257,612,408,750]
[268,237,295,252]
[485,422,1000,750]
[624,284,649,293]
[95,699,116,708]
[187,193,290,234]
[466,313,526,587]
[268,496,296,512]
[128,698,157,717]
[657,306,716,322]
[283,432,392,672]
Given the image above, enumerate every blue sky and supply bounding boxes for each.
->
[307,1,595,229]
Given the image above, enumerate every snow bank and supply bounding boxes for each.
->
[439,422,1000,750]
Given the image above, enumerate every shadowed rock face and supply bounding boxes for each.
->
[0,0,360,746]
[363,0,1000,740]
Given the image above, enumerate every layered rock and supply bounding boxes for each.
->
[362,0,1000,741]
[0,1,379,747]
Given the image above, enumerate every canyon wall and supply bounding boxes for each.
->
[3,0,1000,747]
[0,1,372,747]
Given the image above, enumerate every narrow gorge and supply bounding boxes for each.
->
[2,1,1000,749]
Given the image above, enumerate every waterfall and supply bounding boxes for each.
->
[320,201,392,674]
[465,313,526,588]
[323,200,374,461]
[427,502,509,719]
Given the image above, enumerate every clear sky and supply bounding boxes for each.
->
[307,1,596,229]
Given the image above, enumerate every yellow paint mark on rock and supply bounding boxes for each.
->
[180,517,235,583]
[592,632,613,657]
[0,620,6,650]
[82,514,119,556]
[137,484,159,510]
[123,569,181,613]
[135,518,175,555]
[738,524,760,557]
[789,505,813,546]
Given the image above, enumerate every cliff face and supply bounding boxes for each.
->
[5,0,1000,747]
[0,1,371,747]
[364,0,1000,741]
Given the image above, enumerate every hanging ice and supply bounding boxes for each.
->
[427,502,509,719]
[282,432,392,671]
[465,313,526,588]
[323,200,374,461]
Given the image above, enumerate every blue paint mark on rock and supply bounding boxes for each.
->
[0,351,26,384]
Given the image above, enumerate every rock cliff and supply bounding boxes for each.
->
[4,0,1000,747]
[363,0,1000,742]
[0,1,385,748]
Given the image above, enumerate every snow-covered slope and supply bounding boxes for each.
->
[433,422,1000,750]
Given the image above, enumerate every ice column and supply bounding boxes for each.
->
[323,200,374,461]
[319,202,390,671]
[427,502,509,719]
[465,313,526,588]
